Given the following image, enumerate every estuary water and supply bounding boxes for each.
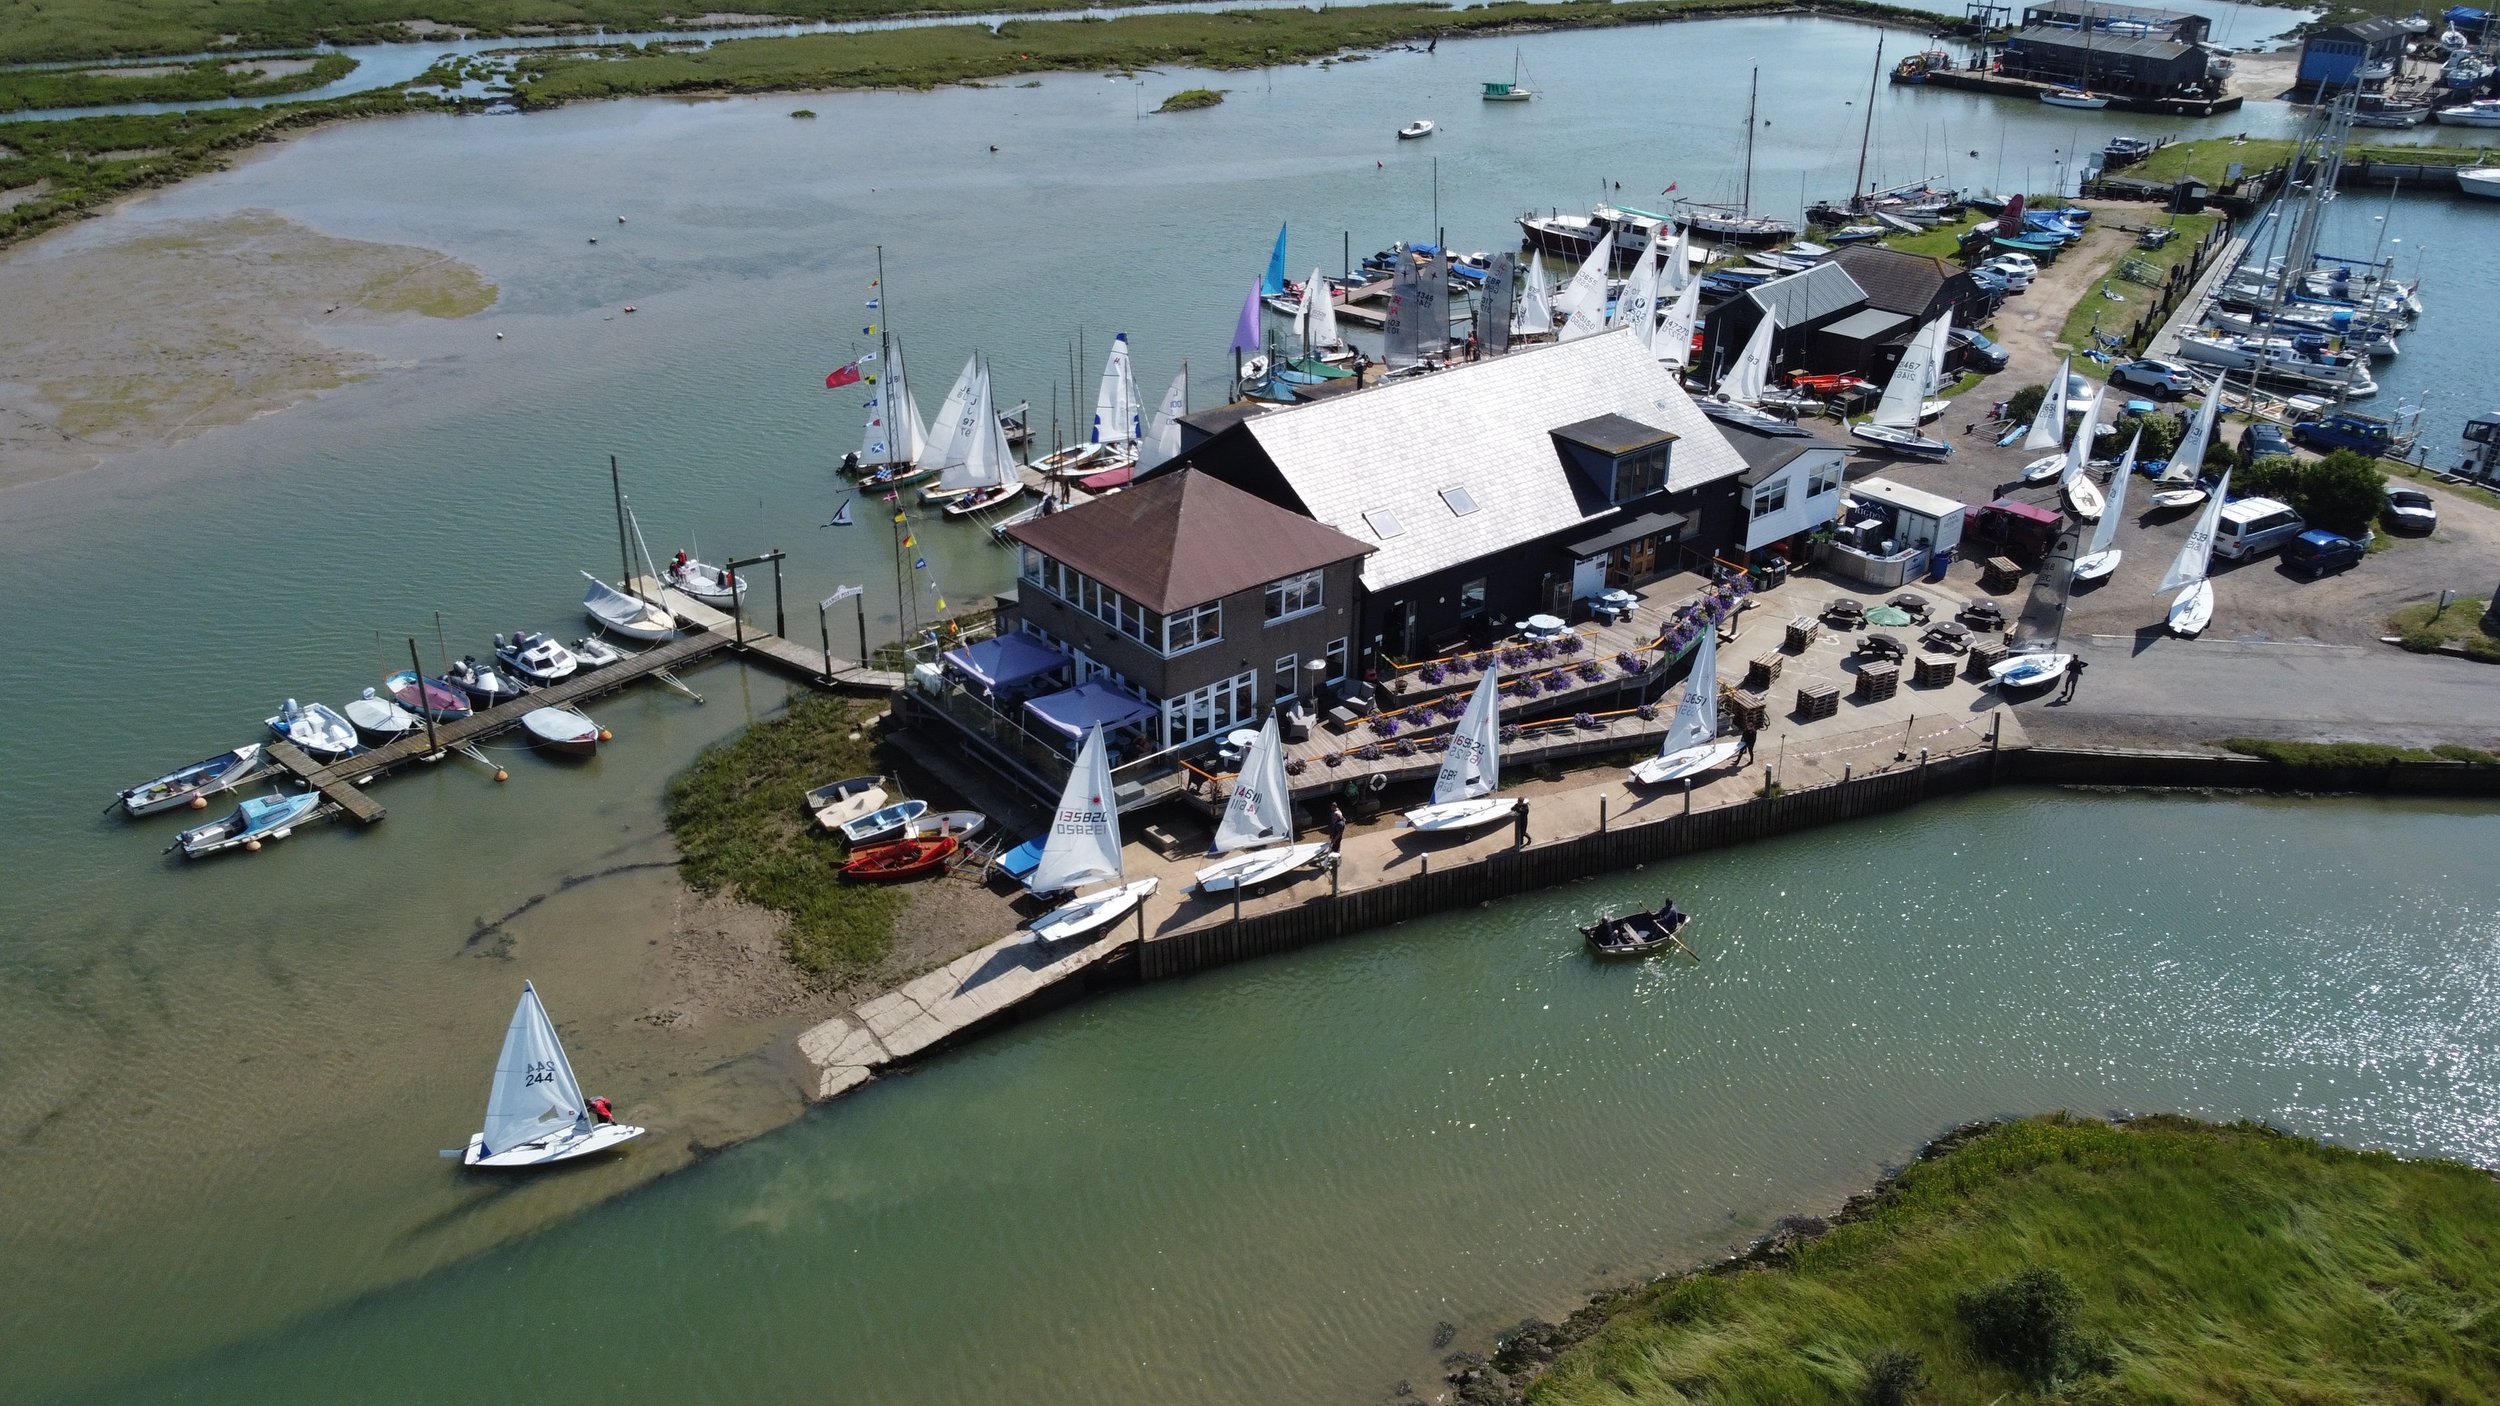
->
[1,13,2491,1402]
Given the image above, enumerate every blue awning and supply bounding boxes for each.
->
[1023,681,1156,742]
[942,634,1069,692]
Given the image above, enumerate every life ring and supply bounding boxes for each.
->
[1366,772,1388,794]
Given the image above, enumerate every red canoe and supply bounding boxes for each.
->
[840,834,958,882]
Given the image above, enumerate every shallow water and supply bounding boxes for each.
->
[0,14,2478,1400]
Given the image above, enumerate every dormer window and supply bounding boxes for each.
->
[1550,413,1678,506]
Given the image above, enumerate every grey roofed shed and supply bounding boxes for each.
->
[1818,308,1912,342]
[2009,28,2198,60]
[1744,262,1870,328]
[1231,329,1748,594]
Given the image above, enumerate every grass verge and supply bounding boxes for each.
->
[2222,735,2498,764]
[2131,136,2497,189]
[1498,1115,2500,1405]
[665,692,903,983]
[2387,598,2500,664]
[2056,210,2216,366]
[0,53,355,114]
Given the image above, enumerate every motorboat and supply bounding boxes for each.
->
[2458,166,2500,197]
[841,834,958,882]
[462,981,645,1169]
[581,572,679,642]
[2437,97,2500,126]
[570,636,631,670]
[1987,651,2073,690]
[1397,119,1435,139]
[2040,87,2110,109]
[806,775,889,831]
[664,554,745,607]
[494,631,579,686]
[840,798,928,846]
[1582,901,1693,957]
[520,706,602,758]
[265,699,360,762]
[344,687,421,742]
[385,670,472,722]
[119,744,264,817]
[445,655,524,709]
[176,792,322,859]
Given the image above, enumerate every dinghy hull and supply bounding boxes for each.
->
[2167,579,2215,636]
[1629,739,1744,785]
[521,707,602,757]
[463,1122,645,1169]
[1029,878,1160,943]
[1193,842,1330,894]
[121,745,264,817]
[1987,652,2073,691]
[1401,797,1520,833]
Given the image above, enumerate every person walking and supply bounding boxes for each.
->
[1327,803,1347,856]
[1736,724,1758,762]
[1513,796,1531,849]
[2059,655,2088,701]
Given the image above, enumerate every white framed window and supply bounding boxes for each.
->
[1163,600,1222,656]
[1161,670,1258,747]
[1751,481,1789,519]
[1809,460,1844,496]
[1325,637,1349,684]
[1274,653,1298,700]
[1264,569,1324,623]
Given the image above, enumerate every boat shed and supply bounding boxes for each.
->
[2297,17,2408,91]
[2000,25,2213,97]
[1700,262,1870,388]
[1823,244,1992,380]
[1176,331,1750,665]
[2018,1,2208,44]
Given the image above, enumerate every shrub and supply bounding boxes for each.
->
[1418,661,1447,686]
[2299,449,2388,536]
[1557,634,1585,655]
[1371,715,1402,737]
[1861,1346,1926,1406]
[1574,712,1600,729]
[2434,744,2499,764]
[1516,676,1544,698]
[2116,410,2181,460]
[1354,742,1383,761]
[1636,703,1659,721]
[1498,725,1522,743]
[1501,646,1529,668]
[1577,661,1605,682]
[1957,1266,2088,1387]
[1323,753,1342,768]
[1529,640,1555,661]
[2005,382,2048,428]
[1284,758,1307,775]
[2238,453,2301,502]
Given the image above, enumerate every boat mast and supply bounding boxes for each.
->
[1741,67,1759,218]
[609,454,637,605]
[1852,39,1883,204]
[875,245,903,468]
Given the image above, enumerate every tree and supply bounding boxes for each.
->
[2239,454,2301,502]
[2114,410,2181,461]
[2299,449,2388,536]
[2004,383,2047,429]
[1958,1265,2085,1387]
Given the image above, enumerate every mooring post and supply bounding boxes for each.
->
[1330,857,1340,898]
[1600,795,1608,832]
[1420,854,1429,878]
[1232,884,1243,930]
[1683,778,1693,815]
[1844,763,1852,782]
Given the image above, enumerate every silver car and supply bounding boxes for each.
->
[2382,485,2439,534]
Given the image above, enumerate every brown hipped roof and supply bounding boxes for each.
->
[1005,468,1373,614]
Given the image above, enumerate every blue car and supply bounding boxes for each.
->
[2281,529,2365,578]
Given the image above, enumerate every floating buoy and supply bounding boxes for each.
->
[494,768,509,782]
[244,838,262,852]
[597,729,613,742]
[624,305,637,313]
[588,236,598,244]
[617,215,627,223]
[189,795,209,810]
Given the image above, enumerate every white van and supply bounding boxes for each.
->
[2213,496,2306,561]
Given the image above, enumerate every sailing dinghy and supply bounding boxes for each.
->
[2159,468,2230,636]
[1402,673,1521,833]
[1848,316,1952,457]
[462,981,644,1169]
[266,699,360,762]
[119,744,264,817]
[1194,714,1329,893]
[581,572,679,641]
[1629,629,1741,784]
[2071,431,2136,583]
[2059,386,2107,520]
[1026,725,1159,943]
[939,359,1026,519]
[2018,356,2074,481]
[2149,379,2220,509]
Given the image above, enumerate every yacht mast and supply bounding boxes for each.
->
[1741,67,1760,217]
[1853,39,1883,203]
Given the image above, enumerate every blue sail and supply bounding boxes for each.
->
[1261,223,1288,298]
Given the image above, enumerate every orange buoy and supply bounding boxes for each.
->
[597,729,613,742]
[495,769,509,782]
[244,838,262,852]
[189,795,209,810]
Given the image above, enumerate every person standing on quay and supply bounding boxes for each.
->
[2059,656,2088,702]
[1513,796,1531,849]
[1327,803,1347,856]
[1737,723,1758,763]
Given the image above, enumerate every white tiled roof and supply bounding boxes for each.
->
[1238,330,1748,593]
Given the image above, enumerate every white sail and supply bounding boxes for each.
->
[2059,386,2103,488]
[2022,355,2070,452]
[863,340,928,468]
[2159,468,2232,592]
[1609,234,1661,340]
[1920,309,1953,397]
[958,361,1016,490]
[1871,330,1934,428]
[1031,725,1125,893]
[1213,713,1295,853]
[1655,275,1701,369]
[1137,365,1189,473]
[927,355,983,490]
[1091,333,1141,447]
[1297,266,1340,348]
[1660,628,1721,755]
[1514,251,1555,334]
[1719,310,1775,402]
[478,982,588,1159]
[2089,431,2136,557]
[1666,222,1691,292]
[1432,673,1503,805]
[2165,379,2221,484]
[1552,230,1614,320]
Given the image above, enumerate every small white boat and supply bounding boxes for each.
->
[1987,651,2073,690]
[1194,715,1327,893]
[2040,87,2110,109]
[665,556,745,607]
[2148,487,2208,510]
[344,687,421,742]
[2167,579,2215,635]
[2159,468,2230,638]
[908,809,986,841]
[2071,435,2131,582]
[1630,629,1743,785]
[462,981,645,1170]
[2063,474,2105,521]
[2457,167,2500,198]
[1030,442,1109,479]
[1847,316,1953,459]
[494,630,578,686]
[806,775,888,831]
[1194,842,1330,894]
[119,744,264,817]
[520,706,602,758]
[1398,119,1436,139]
[2021,452,2068,483]
[841,798,928,846]
[941,479,1026,519]
[1026,725,1157,943]
[177,791,322,858]
[1028,877,1160,943]
[570,636,631,669]
[581,572,678,642]
[1403,674,1522,833]
[266,699,360,762]
[1848,421,1953,458]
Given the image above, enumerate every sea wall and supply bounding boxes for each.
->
[2009,746,2500,797]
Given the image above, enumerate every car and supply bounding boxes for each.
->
[1981,259,2035,291]
[2061,372,2097,415]
[2382,484,2439,534]
[2109,358,2198,398]
[2238,420,2295,465]
[1949,326,2010,373]
[2281,529,2366,578]
[1986,252,2039,277]
[2292,411,2398,456]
